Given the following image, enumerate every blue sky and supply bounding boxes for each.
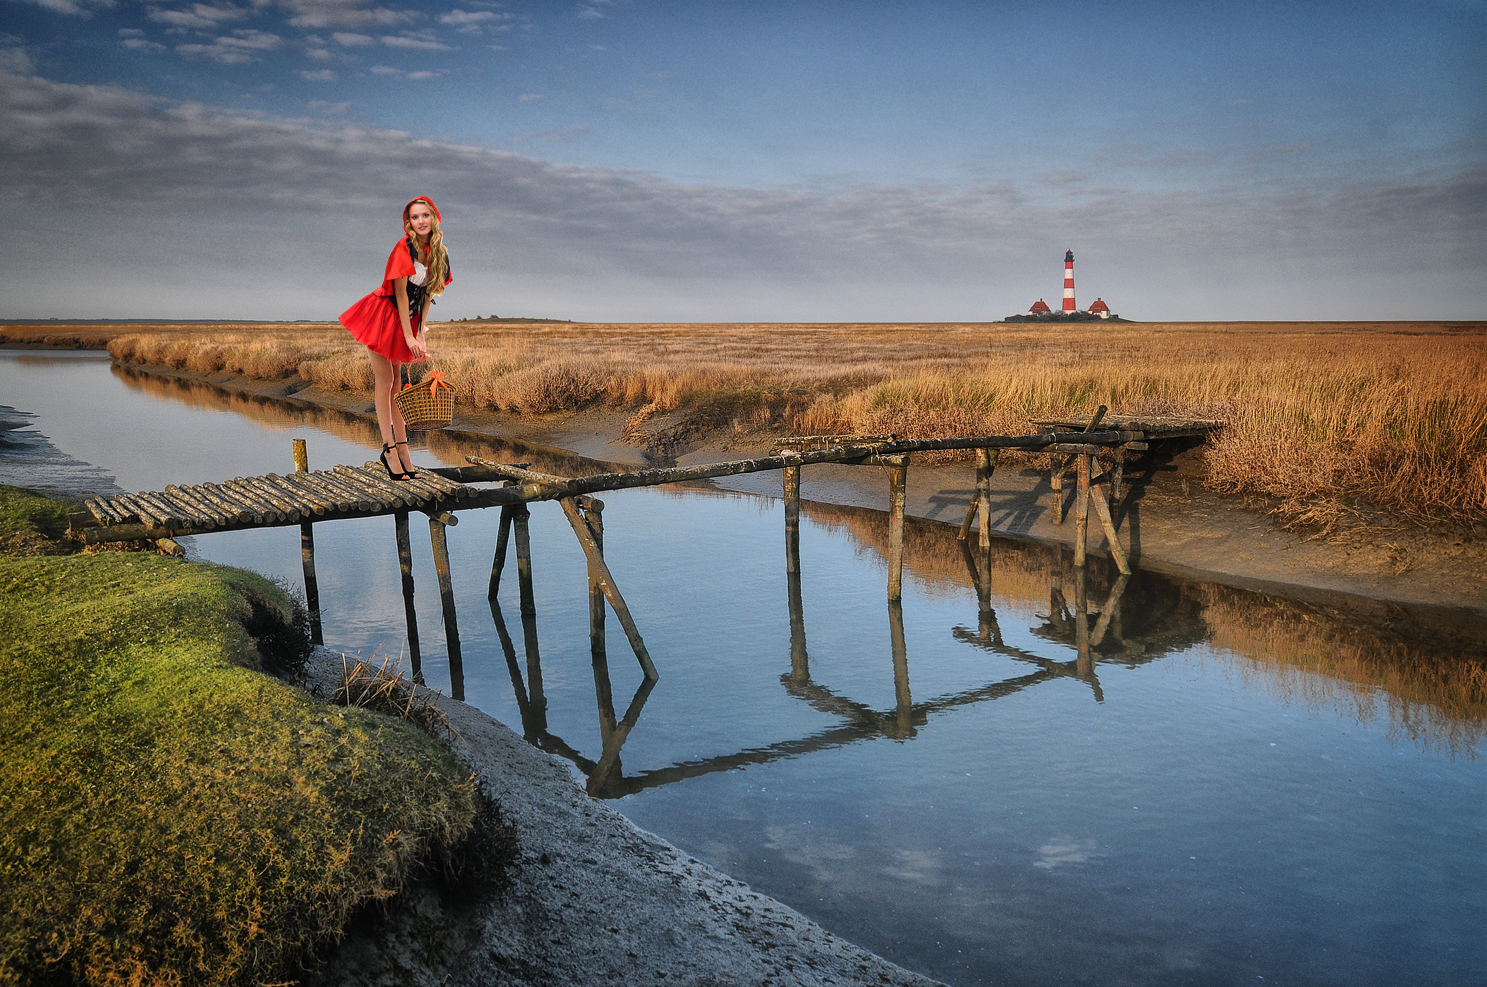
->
[0,0,1482,320]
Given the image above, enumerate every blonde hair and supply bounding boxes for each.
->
[404,200,449,297]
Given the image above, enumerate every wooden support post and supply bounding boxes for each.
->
[888,601,914,740]
[1088,479,1131,575]
[581,499,607,670]
[488,480,516,600]
[292,438,322,645]
[393,510,422,685]
[488,506,513,599]
[977,447,999,549]
[429,517,464,701]
[559,497,660,682]
[513,503,536,618]
[1112,446,1127,507]
[1074,452,1090,568]
[886,455,908,602]
[1051,450,1067,524]
[783,464,801,576]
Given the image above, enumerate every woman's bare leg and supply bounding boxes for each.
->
[389,361,418,473]
[368,350,399,470]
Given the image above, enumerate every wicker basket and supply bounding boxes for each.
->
[396,366,456,430]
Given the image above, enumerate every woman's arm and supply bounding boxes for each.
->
[392,277,428,360]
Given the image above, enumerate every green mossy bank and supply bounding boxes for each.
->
[0,486,481,986]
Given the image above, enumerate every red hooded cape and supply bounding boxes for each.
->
[339,238,452,363]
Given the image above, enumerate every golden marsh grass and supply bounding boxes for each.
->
[4,319,1483,528]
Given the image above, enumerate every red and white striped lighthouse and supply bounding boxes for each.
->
[1062,249,1076,312]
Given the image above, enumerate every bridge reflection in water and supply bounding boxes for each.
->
[491,525,1210,799]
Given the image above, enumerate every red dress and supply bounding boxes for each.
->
[339,238,453,363]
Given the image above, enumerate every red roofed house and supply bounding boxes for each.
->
[1029,299,1051,314]
[1089,298,1110,319]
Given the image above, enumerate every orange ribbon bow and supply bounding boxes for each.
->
[422,371,450,396]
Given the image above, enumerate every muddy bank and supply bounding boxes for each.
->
[104,357,1487,617]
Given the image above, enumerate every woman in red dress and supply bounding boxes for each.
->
[339,196,453,479]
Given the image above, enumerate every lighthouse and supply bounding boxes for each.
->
[1062,249,1076,312]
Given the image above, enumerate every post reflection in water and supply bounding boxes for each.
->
[498,498,1196,800]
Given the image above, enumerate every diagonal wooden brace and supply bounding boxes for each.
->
[1087,478,1131,574]
[560,497,659,682]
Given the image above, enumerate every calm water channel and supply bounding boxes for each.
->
[3,349,1484,987]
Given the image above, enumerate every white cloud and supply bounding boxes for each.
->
[517,92,541,102]
[146,3,252,30]
[122,38,169,54]
[176,29,285,64]
[331,31,377,46]
[439,9,507,31]
[0,45,34,75]
[11,0,113,16]
[300,68,336,80]
[380,35,453,51]
[273,0,413,30]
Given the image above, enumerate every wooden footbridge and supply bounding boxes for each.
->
[67,410,1222,693]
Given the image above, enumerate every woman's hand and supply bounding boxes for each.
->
[407,332,428,361]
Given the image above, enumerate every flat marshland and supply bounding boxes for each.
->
[6,320,1484,529]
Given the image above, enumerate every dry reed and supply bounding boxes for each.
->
[5,319,1482,528]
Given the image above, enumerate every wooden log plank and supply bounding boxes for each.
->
[262,473,329,515]
[275,471,336,512]
[336,464,420,505]
[559,497,659,683]
[409,469,468,498]
[151,490,212,527]
[291,471,366,512]
[115,494,168,529]
[83,499,112,525]
[198,483,262,524]
[429,517,464,701]
[134,491,187,527]
[154,536,185,557]
[313,469,391,511]
[281,471,352,512]
[225,478,291,521]
[87,497,130,525]
[206,482,274,523]
[240,475,307,517]
[327,465,406,505]
[394,510,422,685]
[335,465,420,507]
[164,485,228,526]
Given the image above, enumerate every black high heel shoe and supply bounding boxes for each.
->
[380,443,414,481]
[394,439,422,479]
